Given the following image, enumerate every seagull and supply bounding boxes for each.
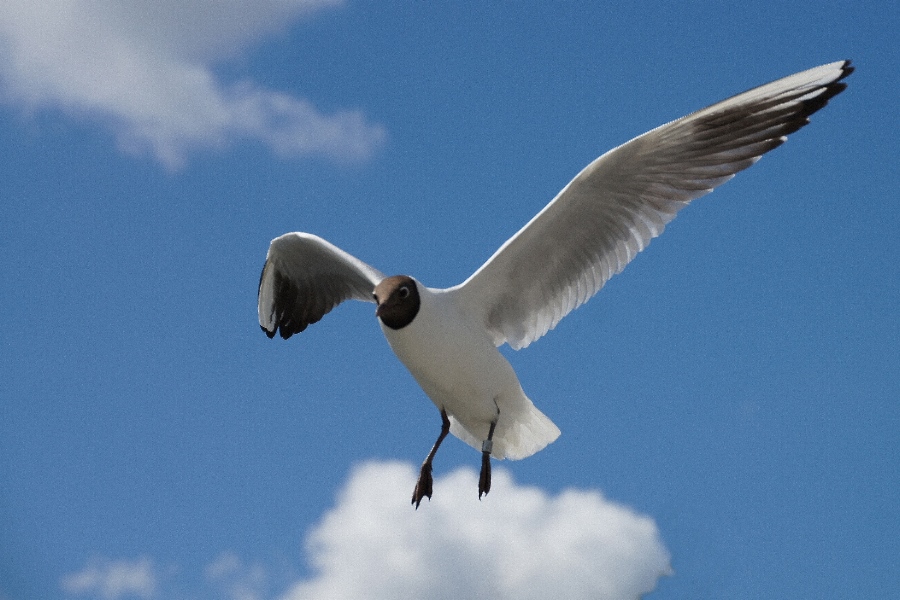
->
[258,60,852,507]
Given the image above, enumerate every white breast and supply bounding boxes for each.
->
[380,281,559,460]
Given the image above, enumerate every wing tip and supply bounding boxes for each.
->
[259,322,305,340]
[802,59,854,113]
[837,59,854,78]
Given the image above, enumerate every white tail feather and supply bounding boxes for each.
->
[449,390,560,460]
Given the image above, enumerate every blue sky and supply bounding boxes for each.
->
[1,1,898,599]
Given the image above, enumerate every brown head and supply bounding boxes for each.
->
[374,275,420,330]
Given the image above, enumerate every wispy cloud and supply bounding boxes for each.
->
[62,461,670,600]
[0,0,385,168]
[61,556,156,600]
[205,552,270,600]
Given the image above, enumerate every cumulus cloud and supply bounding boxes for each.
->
[61,556,156,600]
[286,461,670,600]
[61,462,670,600]
[0,0,385,168]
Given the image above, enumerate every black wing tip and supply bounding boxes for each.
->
[259,323,305,340]
[794,60,854,119]
[715,60,855,140]
[280,324,302,339]
[838,59,855,79]
[259,269,316,341]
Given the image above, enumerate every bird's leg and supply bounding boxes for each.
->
[412,408,450,509]
[479,418,497,499]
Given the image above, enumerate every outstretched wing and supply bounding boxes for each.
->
[258,233,385,339]
[451,60,852,350]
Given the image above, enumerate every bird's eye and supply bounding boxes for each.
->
[398,286,410,299]
[372,292,378,302]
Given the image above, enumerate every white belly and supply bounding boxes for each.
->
[380,284,560,460]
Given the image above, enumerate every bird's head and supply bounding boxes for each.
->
[374,275,420,330]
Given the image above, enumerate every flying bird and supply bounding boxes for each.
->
[258,60,852,507]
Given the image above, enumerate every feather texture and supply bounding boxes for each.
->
[451,60,852,350]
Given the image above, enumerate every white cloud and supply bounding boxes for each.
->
[0,0,385,168]
[61,462,670,600]
[205,551,269,600]
[61,556,157,600]
[284,461,671,600]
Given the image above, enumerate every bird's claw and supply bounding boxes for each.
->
[478,450,491,499]
[412,462,433,508]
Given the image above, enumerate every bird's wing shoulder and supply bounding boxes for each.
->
[450,60,852,350]
[258,232,385,339]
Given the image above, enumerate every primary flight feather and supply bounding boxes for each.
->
[258,60,852,507]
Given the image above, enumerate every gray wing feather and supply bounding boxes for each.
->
[452,60,852,350]
[258,233,385,339]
